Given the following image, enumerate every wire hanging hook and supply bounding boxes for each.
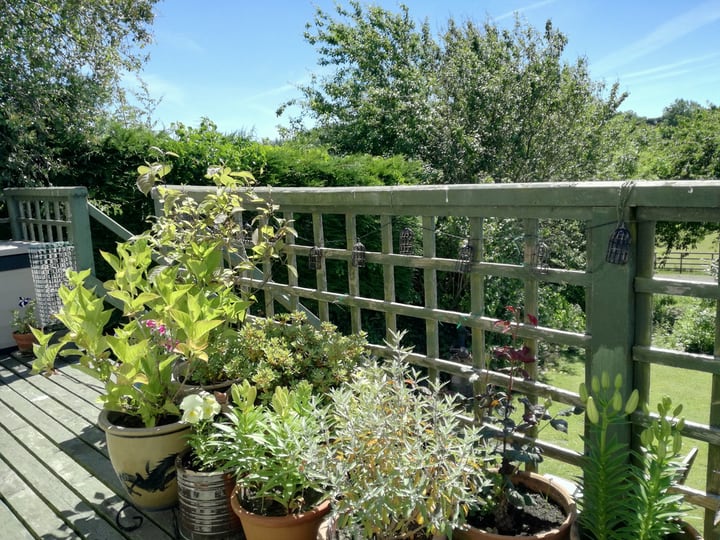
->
[606,181,635,265]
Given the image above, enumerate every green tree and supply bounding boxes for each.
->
[431,18,624,183]
[287,1,625,183]
[646,103,720,180]
[283,1,439,160]
[0,0,158,187]
[633,101,720,251]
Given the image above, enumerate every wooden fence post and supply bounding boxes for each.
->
[586,207,637,448]
[67,188,95,274]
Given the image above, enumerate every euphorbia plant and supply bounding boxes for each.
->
[209,380,328,516]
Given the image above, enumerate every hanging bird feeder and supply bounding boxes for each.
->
[606,223,631,264]
[352,240,366,267]
[456,240,473,274]
[308,247,322,270]
[399,228,414,256]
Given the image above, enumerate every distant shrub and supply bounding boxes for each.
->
[259,144,435,187]
[653,296,715,354]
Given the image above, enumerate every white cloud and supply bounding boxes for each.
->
[593,0,720,75]
[495,0,559,22]
[155,30,205,54]
[245,83,298,102]
[140,73,187,107]
[621,52,720,82]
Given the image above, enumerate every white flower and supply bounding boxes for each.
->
[182,406,203,424]
[180,391,220,424]
[201,394,221,418]
[180,393,204,412]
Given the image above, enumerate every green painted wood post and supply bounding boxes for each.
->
[423,216,439,380]
[346,214,363,334]
[67,188,95,274]
[380,214,396,335]
[633,220,655,410]
[284,211,299,313]
[312,213,329,322]
[470,216,485,420]
[4,191,23,240]
[586,207,637,449]
[259,214,274,317]
[523,218,540,473]
[706,242,720,538]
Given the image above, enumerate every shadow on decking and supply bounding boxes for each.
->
[0,351,178,539]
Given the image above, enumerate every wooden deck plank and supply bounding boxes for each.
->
[0,483,35,540]
[0,363,107,453]
[0,403,175,540]
[2,356,104,427]
[0,355,178,539]
[0,427,126,539]
[0,456,82,539]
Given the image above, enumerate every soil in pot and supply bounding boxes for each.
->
[456,472,575,540]
[467,486,567,535]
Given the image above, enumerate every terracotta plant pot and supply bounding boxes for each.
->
[570,519,703,540]
[669,521,704,540]
[97,409,190,511]
[455,471,577,540]
[176,451,244,539]
[12,331,35,354]
[229,485,330,540]
[570,520,703,540]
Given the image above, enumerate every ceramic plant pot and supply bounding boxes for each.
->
[98,409,190,511]
[229,485,330,540]
[455,471,577,540]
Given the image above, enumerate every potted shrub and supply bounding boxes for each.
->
[173,327,248,395]
[209,380,330,540]
[31,160,293,510]
[457,306,581,539]
[576,373,698,540]
[11,296,36,355]
[175,390,244,539]
[232,310,369,400]
[321,329,492,539]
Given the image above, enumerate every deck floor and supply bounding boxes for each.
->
[0,351,181,539]
[0,351,340,540]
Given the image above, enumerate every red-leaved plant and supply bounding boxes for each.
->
[471,306,582,534]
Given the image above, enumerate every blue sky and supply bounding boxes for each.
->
[135,0,720,140]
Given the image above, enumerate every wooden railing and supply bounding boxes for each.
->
[5,180,720,537]
[2,187,95,273]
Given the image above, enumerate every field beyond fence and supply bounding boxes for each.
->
[655,251,717,276]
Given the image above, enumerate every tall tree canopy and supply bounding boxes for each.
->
[287,1,626,183]
[0,0,158,187]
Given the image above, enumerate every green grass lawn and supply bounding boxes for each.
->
[655,233,718,279]
[527,233,717,530]
[538,361,710,530]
